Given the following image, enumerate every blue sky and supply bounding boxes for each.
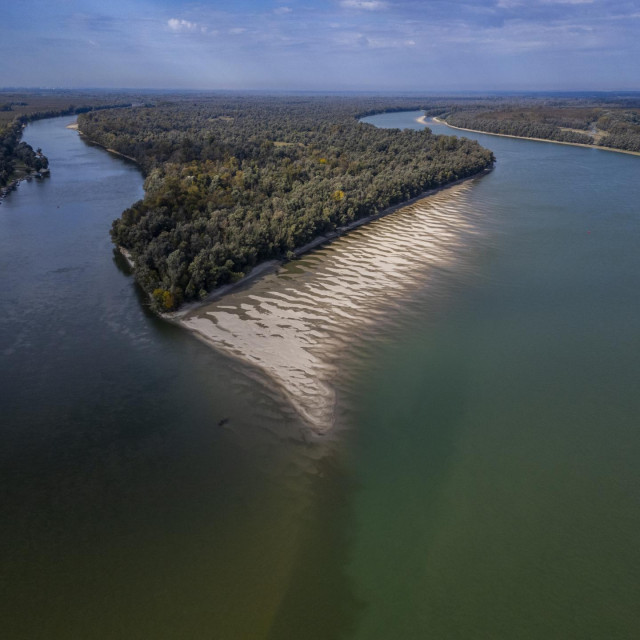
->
[3,0,640,90]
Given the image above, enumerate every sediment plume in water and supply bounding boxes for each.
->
[181,181,486,432]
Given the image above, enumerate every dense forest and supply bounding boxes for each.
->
[78,96,494,311]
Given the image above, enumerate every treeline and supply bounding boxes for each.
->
[596,110,640,152]
[441,102,640,152]
[15,102,132,126]
[446,111,593,144]
[78,96,494,310]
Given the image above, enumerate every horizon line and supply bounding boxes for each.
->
[2,87,640,95]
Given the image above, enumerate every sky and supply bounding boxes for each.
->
[2,0,640,91]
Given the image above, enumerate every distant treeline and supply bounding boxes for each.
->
[15,102,132,125]
[446,112,593,144]
[441,103,640,152]
[78,97,494,310]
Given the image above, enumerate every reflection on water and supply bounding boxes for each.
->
[182,181,486,431]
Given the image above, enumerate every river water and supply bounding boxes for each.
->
[1,113,639,638]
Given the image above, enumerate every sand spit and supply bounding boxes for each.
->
[179,180,488,433]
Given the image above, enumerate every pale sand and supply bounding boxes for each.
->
[66,122,78,130]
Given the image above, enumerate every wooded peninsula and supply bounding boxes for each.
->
[77,96,494,310]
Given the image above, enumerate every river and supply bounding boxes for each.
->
[1,113,639,638]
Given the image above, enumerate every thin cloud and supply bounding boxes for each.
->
[340,1,389,10]
[498,0,594,7]
[541,0,595,4]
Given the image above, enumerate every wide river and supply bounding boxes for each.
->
[2,113,639,639]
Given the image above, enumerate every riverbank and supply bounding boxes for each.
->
[0,168,50,204]
[0,120,50,205]
[423,116,640,158]
[74,122,139,164]
[164,165,493,320]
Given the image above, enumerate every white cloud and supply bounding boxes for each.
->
[274,6,293,14]
[168,18,199,32]
[340,0,388,10]
[229,27,247,34]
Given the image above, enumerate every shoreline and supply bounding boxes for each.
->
[74,122,139,164]
[427,117,640,158]
[1,122,52,205]
[164,165,493,319]
[0,168,50,204]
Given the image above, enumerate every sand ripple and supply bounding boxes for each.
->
[181,181,486,432]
